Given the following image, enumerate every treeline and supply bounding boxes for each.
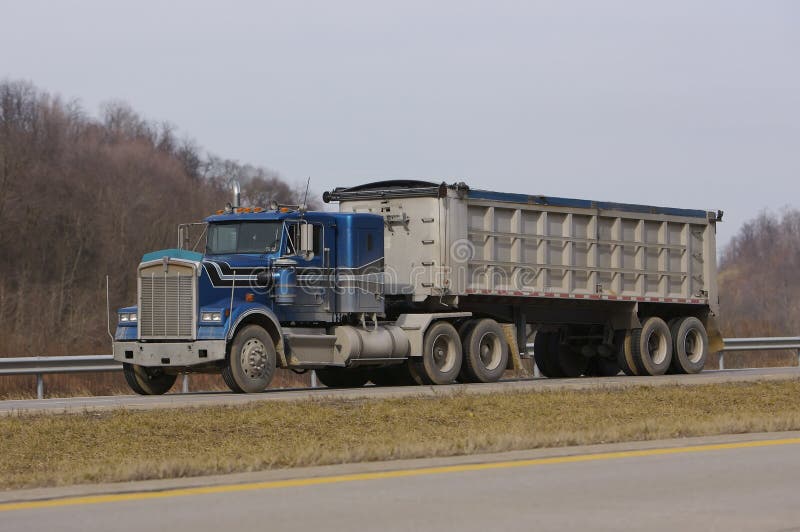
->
[717,208,800,367]
[0,80,314,371]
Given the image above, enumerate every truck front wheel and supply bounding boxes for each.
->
[223,325,276,393]
[123,363,177,395]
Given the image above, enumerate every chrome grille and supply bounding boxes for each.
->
[139,272,195,339]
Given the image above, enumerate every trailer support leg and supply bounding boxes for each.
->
[513,307,526,357]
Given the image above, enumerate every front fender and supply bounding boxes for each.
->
[226,304,282,340]
[225,303,286,366]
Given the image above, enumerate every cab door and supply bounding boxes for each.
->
[285,220,330,320]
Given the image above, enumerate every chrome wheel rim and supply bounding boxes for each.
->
[646,330,669,365]
[478,332,502,371]
[431,334,456,373]
[684,329,703,363]
[241,338,268,379]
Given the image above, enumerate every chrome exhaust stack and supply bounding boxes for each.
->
[232,180,241,208]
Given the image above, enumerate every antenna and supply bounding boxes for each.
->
[301,176,311,212]
[106,275,114,347]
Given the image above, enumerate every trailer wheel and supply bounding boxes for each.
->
[411,321,462,385]
[664,318,681,374]
[123,363,177,395]
[556,343,588,378]
[461,319,508,383]
[585,356,621,377]
[316,367,370,388]
[669,317,709,374]
[617,330,640,376]
[630,317,673,376]
[533,332,565,378]
[222,325,276,393]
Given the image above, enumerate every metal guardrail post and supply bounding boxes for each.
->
[310,370,317,388]
[719,353,724,370]
[182,374,189,394]
[36,374,43,400]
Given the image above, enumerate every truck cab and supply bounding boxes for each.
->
[113,204,394,394]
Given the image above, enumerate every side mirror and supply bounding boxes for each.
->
[299,223,314,259]
[256,270,272,287]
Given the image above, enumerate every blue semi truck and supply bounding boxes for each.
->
[114,180,721,393]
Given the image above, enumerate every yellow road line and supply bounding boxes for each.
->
[3,437,799,512]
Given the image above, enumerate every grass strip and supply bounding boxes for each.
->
[2,380,800,490]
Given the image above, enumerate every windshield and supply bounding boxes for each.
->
[206,222,282,254]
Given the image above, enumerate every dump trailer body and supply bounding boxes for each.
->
[325,181,720,322]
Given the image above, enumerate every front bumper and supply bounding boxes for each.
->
[113,340,227,367]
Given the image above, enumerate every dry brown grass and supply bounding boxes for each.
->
[2,380,800,490]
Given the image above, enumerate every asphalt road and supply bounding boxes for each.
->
[2,367,799,415]
[3,433,800,531]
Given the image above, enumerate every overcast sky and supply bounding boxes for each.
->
[1,0,798,247]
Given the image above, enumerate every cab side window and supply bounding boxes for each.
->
[285,222,323,258]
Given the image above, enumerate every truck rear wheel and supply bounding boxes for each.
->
[630,317,672,376]
[457,320,478,382]
[411,321,462,385]
[222,325,276,393]
[368,365,416,386]
[669,317,708,374]
[123,363,177,395]
[316,367,370,388]
[461,319,508,383]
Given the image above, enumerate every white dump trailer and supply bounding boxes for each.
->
[324,180,722,380]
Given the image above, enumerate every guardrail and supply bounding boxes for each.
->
[0,355,188,399]
[2,337,800,399]
[718,337,800,370]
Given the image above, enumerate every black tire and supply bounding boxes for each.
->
[123,363,177,395]
[669,317,709,374]
[222,324,276,393]
[457,319,478,382]
[617,330,640,376]
[316,367,370,388]
[532,331,549,377]
[411,321,462,385]
[368,365,416,386]
[665,318,681,374]
[461,319,509,383]
[534,332,565,378]
[556,343,588,378]
[585,356,621,377]
[630,317,673,376]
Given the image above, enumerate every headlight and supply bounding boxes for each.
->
[201,311,222,322]
[118,312,137,323]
